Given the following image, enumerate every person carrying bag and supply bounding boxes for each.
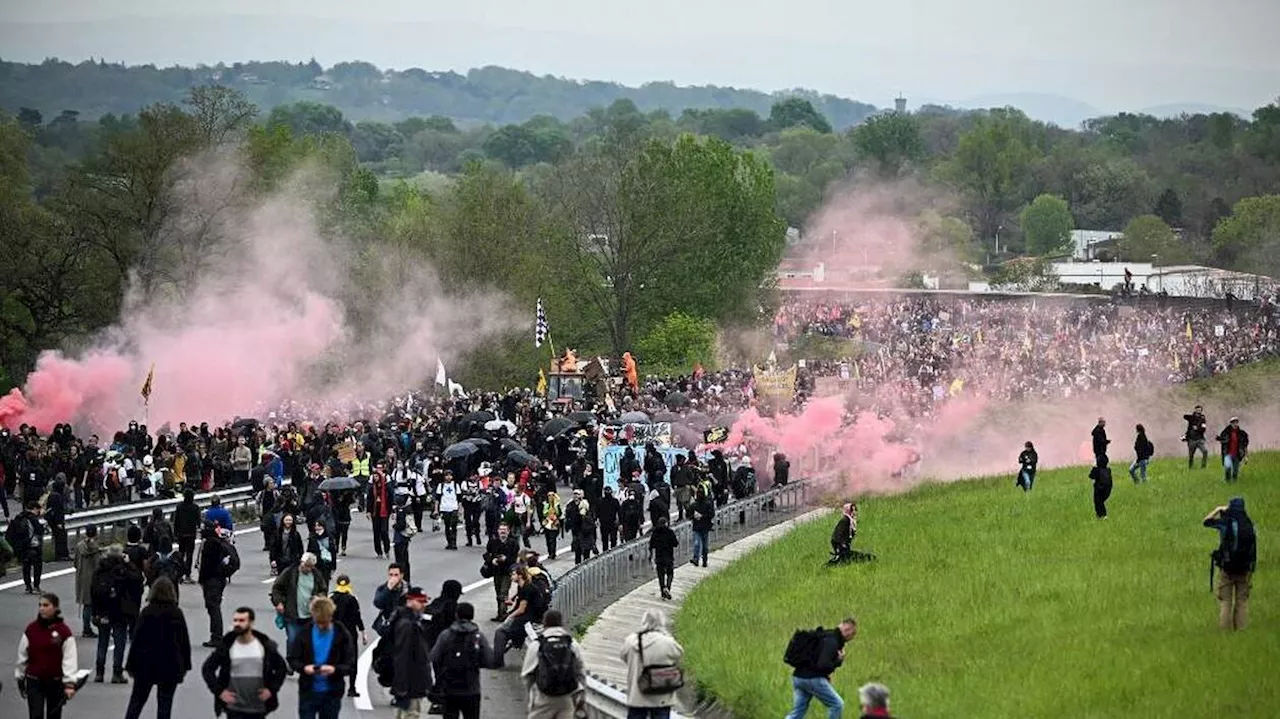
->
[619,609,685,718]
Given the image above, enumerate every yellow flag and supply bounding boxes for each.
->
[536,368,547,397]
[140,362,155,402]
[1185,320,1193,339]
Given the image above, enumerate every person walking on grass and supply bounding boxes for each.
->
[1089,456,1113,520]
[620,609,684,719]
[1183,405,1209,469]
[857,683,894,719]
[1130,424,1154,484]
[1204,498,1256,631]
[1016,442,1037,492]
[648,516,679,600]
[1216,417,1249,483]
[201,607,289,719]
[122,577,191,719]
[522,609,584,719]
[784,617,857,719]
[287,596,355,719]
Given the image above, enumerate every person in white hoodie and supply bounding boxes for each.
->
[619,609,685,719]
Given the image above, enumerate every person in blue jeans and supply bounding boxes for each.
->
[786,618,857,719]
[688,487,715,568]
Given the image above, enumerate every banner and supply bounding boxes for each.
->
[752,364,797,400]
[597,422,672,458]
[600,445,688,491]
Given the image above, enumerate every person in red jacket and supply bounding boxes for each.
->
[16,592,81,719]
[367,463,393,559]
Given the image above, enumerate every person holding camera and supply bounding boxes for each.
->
[1204,498,1256,631]
[1182,405,1209,469]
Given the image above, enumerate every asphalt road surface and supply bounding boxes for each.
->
[0,514,541,718]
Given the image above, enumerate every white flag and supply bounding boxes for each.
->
[435,358,448,386]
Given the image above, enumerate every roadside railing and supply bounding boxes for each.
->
[547,481,810,719]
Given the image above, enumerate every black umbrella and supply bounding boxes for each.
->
[542,417,575,438]
[619,411,651,424]
[317,476,361,492]
[465,437,493,448]
[460,410,495,425]
[567,411,596,424]
[507,450,541,469]
[500,438,525,454]
[231,417,259,428]
[665,392,690,408]
[443,441,480,459]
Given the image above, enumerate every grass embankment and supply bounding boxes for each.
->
[677,455,1278,718]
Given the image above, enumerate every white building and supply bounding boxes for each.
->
[1070,230,1123,261]
[1050,261,1279,300]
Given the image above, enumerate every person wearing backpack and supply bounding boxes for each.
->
[1204,497,1257,631]
[387,587,433,719]
[197,521,239,648]
[783,617,857,719]
[7,500,46,593]
[429,601,493,719]
[619,609,684,718]
[92,544,144,684]
[1129,424,1155,484]
[521,609,584,719]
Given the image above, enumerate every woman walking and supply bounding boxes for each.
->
[619,609,685,719]
[123,577,192,719]
[16,592,81,719]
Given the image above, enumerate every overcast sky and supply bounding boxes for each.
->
[2,0,1277,114]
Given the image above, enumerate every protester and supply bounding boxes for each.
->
[6,501,47,593]
[173,489,202,582]
[597,485,621,551]
[1204,498,1257,631]
[522,609,584,719]
[857,682,893,719]
[392,492,415,584]
[71,524,103,638]
[329,575,367,698]
[91,543,143,683]
[1089,457,1113,520]
[270,553,330,651]
[648,516,679,600]
[1016,442,1037,492]
[201,606,289,719]
[484,524,520,622]
[424,578,465,713]
[492,565,549,667]
[1091,417,1110,465]
[123,577,191,719]
[784,618,857,719]
[45,478,69,562]
[198,520,236,648]
[371,563,407,634]
[436,471,461,550]
[367,464,393,559]
[389,586,433,719]
[689,487,714,568]
[1182,405,1210,469]
[306,521,338,576]
[16,592,81,719]
[1215,417,1249,483]
[539,490,562,560]
[830,502,857,562]
[429,601,493,719]
[1130,424,1154,483]
[271,514,304,575]
[619,609,684,719]
[205,495,235,534]
[287,596,354,719]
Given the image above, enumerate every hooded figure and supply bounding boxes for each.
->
[1204,497,1256,631]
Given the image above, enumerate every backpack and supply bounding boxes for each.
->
[438,629,483,689]
[91,567,120,613]
[219,539,241,578]
[530,571,553,609]
[783,627,826,670]
[4,517,31,550]
[534,634,579,697]
[1217,515,1258,574]
[372,634,395,687]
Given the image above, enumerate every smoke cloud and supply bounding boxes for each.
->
[0,152,518,433]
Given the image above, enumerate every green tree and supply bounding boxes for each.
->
[939,109,1042,243]
[266,101,352,137]
[636,312,717,376]
[1212,194,1280,275]
[1019,194,1074,255]
[1153,187,1184,227]
[852,112,925,177]
[768,97,833,134]
[1119,215,1190,264]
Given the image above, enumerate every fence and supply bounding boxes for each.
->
[546,480,811,719]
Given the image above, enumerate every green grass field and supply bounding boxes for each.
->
[676,455,1277,718]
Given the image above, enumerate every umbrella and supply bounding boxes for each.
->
[619,411,651,424]
[567,411,596,424]
[460,410,495,425]
[652,411,680,423]
[317,476,361,492]
[664,392,690,408]
[484,419,517,434]
[443,441,480,459]
[465,437,493,448]
[541,417,575,438]
[507,450,541,469]
[231,417,259,428]
[500,438,525,453]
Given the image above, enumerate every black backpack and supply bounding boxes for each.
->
[219,539,241,579]
[1217,515,1258,574]
[534,634,578,696]
[91,567,119,615]
[372,624,396,687]
[783,627,825,670]
[438,629,482,689]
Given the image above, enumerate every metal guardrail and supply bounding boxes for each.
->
[549,480,810,719]
[1,485,259,547]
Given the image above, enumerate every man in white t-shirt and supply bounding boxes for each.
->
[435,472,461,550]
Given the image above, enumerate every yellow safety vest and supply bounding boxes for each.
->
[351,456,371,478]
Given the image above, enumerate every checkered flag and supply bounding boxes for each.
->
[535,298,549,348]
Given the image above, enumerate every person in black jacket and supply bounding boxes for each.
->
[390,588,433,717]
[786,618,857,719]
[123,577,191,719]
[648,516,679,600]
[596,486,621,551]
[484,525,520,622]
[1016,442,1038,492]
[197,522,233,648]
[201,607,288,719]
[773,452,791,487]
[1091,417,1110,466]
[93,545,144,683]
[1129,424,1154,484]
[1182,405,1209,469]
[428,602,493,719]
[172,490,202,582]
[329,575,367,698]
[287,596,355,719]
[45,477,70,561]
[1089,456,1113,519]
[689,487,715,567]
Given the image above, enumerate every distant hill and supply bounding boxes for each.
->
[0,57,880,129]
[959,92,1102,128]
[1139,103,1250,119]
